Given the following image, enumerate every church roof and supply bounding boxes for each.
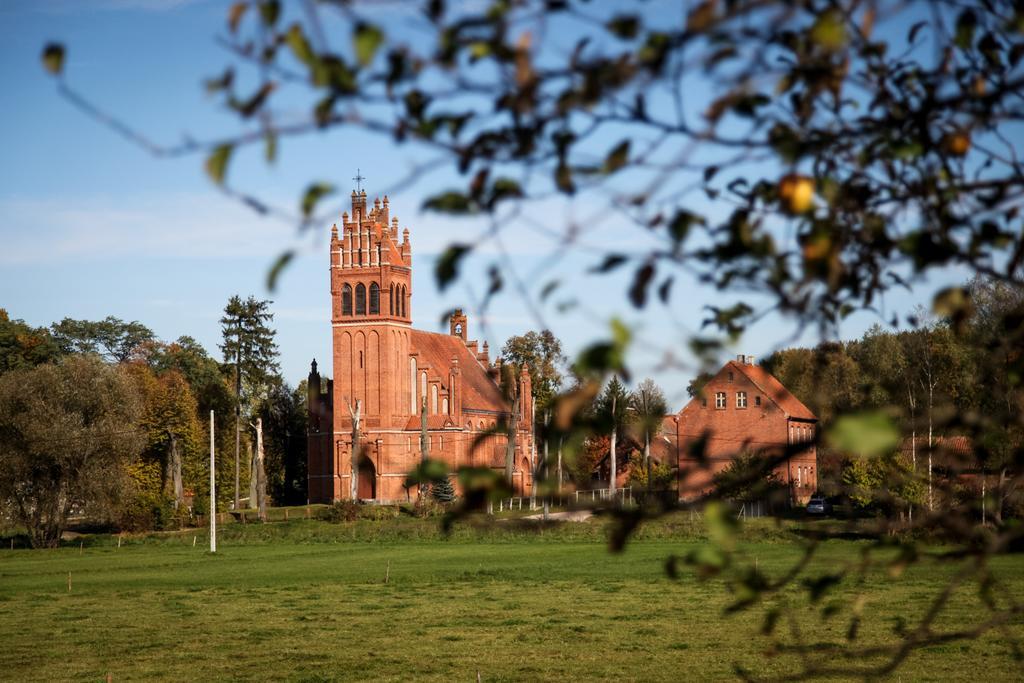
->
[409,329,507,414]
[729,360,817,421]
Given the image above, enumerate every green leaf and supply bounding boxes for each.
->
[258,0,280,27]
[264,131,277,164]
[423,191,475,214]
[435,243,472,290]
[205,144,233,185]
[603,140,630,174]
[354,23,384,66]
[827,411,900,458]
[606,15,640,39]
[955,9,977,50]
[286,24,316,66]
[300,182,335,217]
[810,9,848,51]
[41,43,65,76]
[628,262,655,308]
[266,250,294,291]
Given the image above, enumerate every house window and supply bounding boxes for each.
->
[754,396,761,407]
[715,392,726,409]
[342,284,353,316]
[727,371,734,382]
[369,282,380,314]
[355,283,366,315]
[736,391,747,409]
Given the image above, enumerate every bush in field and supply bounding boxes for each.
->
[324,500,360,523]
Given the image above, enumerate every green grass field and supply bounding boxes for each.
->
[1,516,1021,682]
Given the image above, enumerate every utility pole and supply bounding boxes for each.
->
[209,410,216,554]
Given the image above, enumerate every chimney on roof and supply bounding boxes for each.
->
[736,354,755,365]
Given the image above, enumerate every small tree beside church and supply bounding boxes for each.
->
[431,477,456,504]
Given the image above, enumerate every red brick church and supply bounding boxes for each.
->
[307,190,534,503]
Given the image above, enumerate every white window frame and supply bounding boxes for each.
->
[715,392,726,409]
[736,391,747,409]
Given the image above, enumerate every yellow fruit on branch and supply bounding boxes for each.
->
[942,131,971,157]
[778,174,815,214]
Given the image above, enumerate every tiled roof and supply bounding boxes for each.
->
[410,329,507,414]
[731,361,817,421]
[403,414,457,430]
[899,436,976,469]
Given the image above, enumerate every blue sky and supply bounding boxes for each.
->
[0,0,968,408]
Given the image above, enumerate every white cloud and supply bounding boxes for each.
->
[0,193,310,266]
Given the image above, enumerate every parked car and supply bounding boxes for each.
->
[806,494,832,515]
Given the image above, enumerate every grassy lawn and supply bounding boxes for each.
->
[0,517,1021,682]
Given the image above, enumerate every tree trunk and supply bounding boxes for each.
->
[420,396,429,500]
[609,393,617,498]
[557,437,563,491]
[234,348,241,511]
[543,410,550,518]
[927,382,934,511]
[644,430,652,496]
[255,417,267,522]
[168,432,183,510]
[350,399,361,501]
[248,440,257,509]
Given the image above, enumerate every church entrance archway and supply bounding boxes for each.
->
[357,456,376,500]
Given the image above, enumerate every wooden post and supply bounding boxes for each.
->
[67,571,71,593]
[385,560,390,584]
[117,535,121,549]
[255,417,267,522]
[210,410,217,554]
[609,393,617,499]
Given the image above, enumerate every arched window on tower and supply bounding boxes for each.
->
[420,372,427,410]
[431,384,438,414]
[389,284,395,315]
[355,284,366,315]
[342,284,353,316]
[400,285,407,317]
[369,283,380,314]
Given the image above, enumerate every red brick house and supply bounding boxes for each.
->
[307,191,534,503]
[674,355,818,504]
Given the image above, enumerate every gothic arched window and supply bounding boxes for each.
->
[431,384,438,414]
[355,283,366,315]
[369,282,380,314]
[342,284,353,316]
[410,357,417,414]
[401,285,407,317]
[389,283,395,315]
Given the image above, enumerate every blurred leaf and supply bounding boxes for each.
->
[628,262,655,308]
[41,43,65,76]
[205,144,233,185]
[811,9,848,51]
[435,243,472,290]
[264,131,277,164]
[827,411,899,458]
[404,458,450,487]
[603,140,630,174]
[354,23,384,66]
[258,0,280,26]
[590,254,627,273]
[423,191,475,214]
[802,573,844,603]
[227,2,247,33]
[606,15,640,39]
[286,24,316,66]
[955,9,977,50]
[300,182,335,217]
[555,163,575,193]
[266,250,294,291]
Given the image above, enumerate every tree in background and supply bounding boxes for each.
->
[500,330,567,412]
[595,375,631,492]
[685,371,714,400]
[0,356,143,547]
[0,310,61,371]
[260,379,308,506]
[50,316,154,363]
[711,453,788,508]
[220,295,279,510]
[629,378,668,493]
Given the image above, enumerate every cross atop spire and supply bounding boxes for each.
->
[352,168,366,193]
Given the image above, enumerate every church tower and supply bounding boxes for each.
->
[330,190,413,438]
